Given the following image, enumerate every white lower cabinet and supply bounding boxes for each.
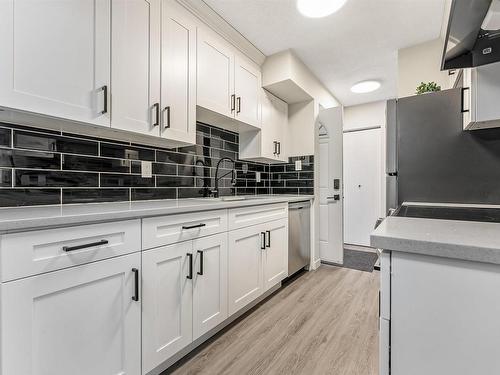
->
[263,219,288,291]
[1,252,142,375]
[192,234,228,340]
[228,225,265,316]
[142,233,228,374]
[141,241,193,375]
[228,218,288,316]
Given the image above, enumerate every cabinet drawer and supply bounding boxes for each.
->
[142,210,228,249]
[0,220,141,282]
[228,203,287,231]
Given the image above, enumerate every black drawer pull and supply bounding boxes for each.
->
[63,240,109,252]
[132,268,139,302]
[266,230,271,248]
[101,85,108,114]
[197,250,204,275]
[153,103,160,127]
[182,223,206,230]
[187,253,193,279]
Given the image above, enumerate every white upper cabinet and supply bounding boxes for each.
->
[112,0,159,136]
[0,0,111,126]
[234,56,261,127]
[197,27,261,130]
[197,28,235,118]
[160,0,197,144]
[239,89,288,163]
[462,62,500,130]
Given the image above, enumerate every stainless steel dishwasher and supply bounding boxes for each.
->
[288,201,311,275]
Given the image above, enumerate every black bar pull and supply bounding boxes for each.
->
[461,87,470,113]
[63,239,109,252]
[153,103,160,127]
[277,142,281,156]
[231,94,236,112]
[182,223,206,230]
[266,230,271,248]
[101,85,108,115]
[261,232,266,250]
[132,268,139,301]
[197,250,204,275]
[236,97,241,113]
[163,106,171,128]
[273,141,277,155]
[187,253,193,279]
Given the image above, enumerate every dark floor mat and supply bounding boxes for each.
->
[333,249,379,273]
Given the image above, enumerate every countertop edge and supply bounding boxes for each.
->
[0,196,314,234]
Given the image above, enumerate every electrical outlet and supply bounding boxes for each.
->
[141,161,152,178]
[256,171,261,183]
[295,160,302,171]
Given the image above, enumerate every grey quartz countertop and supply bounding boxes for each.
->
[371,216,500,265]
[0,195,313,234]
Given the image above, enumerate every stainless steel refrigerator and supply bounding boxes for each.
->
[385,88,500,212]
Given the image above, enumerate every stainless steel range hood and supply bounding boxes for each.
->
[442,0,500,70]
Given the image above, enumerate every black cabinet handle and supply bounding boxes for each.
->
[132,268,139,301]
[266,230,271,248]
[101,85,108,115]
[277,142,281,156]
[231,94,236,112]
[197,250,204,275]
[461,87,470,113]
[261,232,266,250]
[182,223,206,230]
[153,103,160,127]
[378,290,381,318]
[187,253,193,279]
[163,106,171,128]
[273,141,277,155]
[236,97,241,113]
[63,239,108,252]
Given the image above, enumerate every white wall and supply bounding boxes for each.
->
[398,38,451,98]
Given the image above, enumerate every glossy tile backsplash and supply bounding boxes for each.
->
[0,122,314,207]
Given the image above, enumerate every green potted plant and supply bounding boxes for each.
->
[416,81,441,94]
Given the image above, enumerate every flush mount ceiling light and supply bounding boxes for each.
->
[296,0,347,18]
[350,80,381,94]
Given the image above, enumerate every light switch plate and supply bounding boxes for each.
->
[295,160,302,171]
[256,171,261,183]
[141,161,152,178]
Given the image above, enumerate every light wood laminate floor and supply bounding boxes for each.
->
[167,265,379,375]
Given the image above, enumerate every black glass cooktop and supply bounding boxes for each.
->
[395,205,500,223]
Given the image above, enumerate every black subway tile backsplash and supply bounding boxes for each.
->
[0,121,314,207]
[0,189,61,207]
[15,170,98,188]
[0,127,11,148]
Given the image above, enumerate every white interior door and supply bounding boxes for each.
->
[0,0,110,126]
[318,107,344,263]
[160,0,196,143]
[343,128,382,246]
[112,0,159,136]
[1,253,141,375]
[192,233,228,340]
[142,241,193,375]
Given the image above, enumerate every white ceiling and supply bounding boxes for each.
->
[203,0,447,106]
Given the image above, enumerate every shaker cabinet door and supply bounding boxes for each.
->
[1,253,141,375]
[0,0,111,126]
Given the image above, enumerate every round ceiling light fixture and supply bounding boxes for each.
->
[350,80,381,94]
[296,0,347,18]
